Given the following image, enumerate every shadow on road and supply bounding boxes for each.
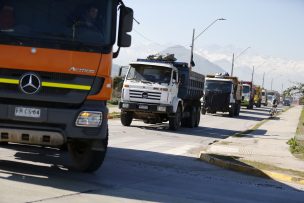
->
[0,144,302,202]
[128,124,239,139]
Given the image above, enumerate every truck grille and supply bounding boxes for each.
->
[0,68,94,107]
[129,90,161,101]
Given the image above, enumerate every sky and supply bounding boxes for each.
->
[125,0,304,61]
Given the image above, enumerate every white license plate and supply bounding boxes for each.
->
[138,105,148,110]
[15,107,41,118]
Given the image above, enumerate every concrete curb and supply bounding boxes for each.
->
[107,114,120,119]
[199,151,304,186]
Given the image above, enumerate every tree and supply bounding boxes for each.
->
[284,83,304,97]
[112,76,124,99]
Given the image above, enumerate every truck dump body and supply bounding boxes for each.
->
[176,63,205,100]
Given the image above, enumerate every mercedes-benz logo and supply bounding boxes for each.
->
[142,92,148,99]
[19,73,41,94]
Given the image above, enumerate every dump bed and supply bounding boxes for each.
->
[176,63,205,100]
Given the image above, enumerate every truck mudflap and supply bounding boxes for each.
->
[0,100,109,144]
[119,102,173,114]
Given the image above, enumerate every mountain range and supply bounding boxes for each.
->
[112,43,304,91]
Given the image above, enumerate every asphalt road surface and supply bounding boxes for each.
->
[0,106,303,203]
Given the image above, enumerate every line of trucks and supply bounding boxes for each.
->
[119,54,278,130]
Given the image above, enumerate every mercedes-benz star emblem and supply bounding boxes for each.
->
[19,73,41,94]
[142,92,148,99]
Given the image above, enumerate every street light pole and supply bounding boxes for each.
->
[231,46,251,76]
[231,53,234,76]
[271,78,273,90]
[262,72,265,88]
[189,29,195,69]
[189,18,226,70]
[251,66,255,83]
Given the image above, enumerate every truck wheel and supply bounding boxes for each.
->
[195,106,201,127]
[121,111,133,126]
[169,106,181,131]
[68,136,108,172]
[229,104,235,117]
[201,108,206,115]
[188,106,197,128]
[236,103,241,116]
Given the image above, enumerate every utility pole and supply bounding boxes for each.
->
[251,66,255,83]
[262,72,265,88]
[230,46,250,77]
[189,18,226,70]
[189,29,195,70]
[231,53,235,76]
[271,78,273,90]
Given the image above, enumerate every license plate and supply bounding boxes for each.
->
[138,105,148,110]
[15,107,41,118]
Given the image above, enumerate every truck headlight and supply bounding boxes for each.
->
[157,106,166,112]
[122,103,129,108]
[76,111,102,127]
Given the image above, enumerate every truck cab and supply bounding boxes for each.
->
[241,82,254,109]
[0,0,133,172]
[261,89,268,106]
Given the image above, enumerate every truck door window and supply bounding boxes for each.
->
[172,71,177,83]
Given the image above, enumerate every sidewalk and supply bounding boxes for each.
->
[200,105,304,182]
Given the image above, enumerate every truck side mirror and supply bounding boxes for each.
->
[118,6,133,47]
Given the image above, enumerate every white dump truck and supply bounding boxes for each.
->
[119,54,205,130]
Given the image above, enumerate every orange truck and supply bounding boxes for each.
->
[0,0,133,172]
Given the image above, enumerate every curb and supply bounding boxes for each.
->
[107,114,120,119]
[199,151,304,185]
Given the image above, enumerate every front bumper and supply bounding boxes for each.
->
[119,101,173,114]
[0,101,108,144]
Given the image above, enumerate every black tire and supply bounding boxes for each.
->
[229,104,235,117]
[195,106,201,127]
[236,103,241,116]
[188,106,197,128]
[201,107,206,115]
[120,111,133,126]
[169,105,181,131]
[68,135,108,172]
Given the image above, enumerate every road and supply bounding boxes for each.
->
[0,106,303,203]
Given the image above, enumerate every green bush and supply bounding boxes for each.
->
[288,137,304,154]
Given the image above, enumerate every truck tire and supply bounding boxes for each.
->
[121,111,133,126]
[68,135,108,172]
[229,104,235,117]
[188,106,197,128]
[169,106,181,131]
[195,106,201,127]
[201,108,206,115]
[236,103,241,116]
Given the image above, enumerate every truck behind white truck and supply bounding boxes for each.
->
[201,74,242,117]
[119,55,205,130]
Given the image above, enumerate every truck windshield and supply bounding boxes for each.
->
[242,85,250,94]
[127,64,172,84]
[0,0,114,52]
[205,80,232,93]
